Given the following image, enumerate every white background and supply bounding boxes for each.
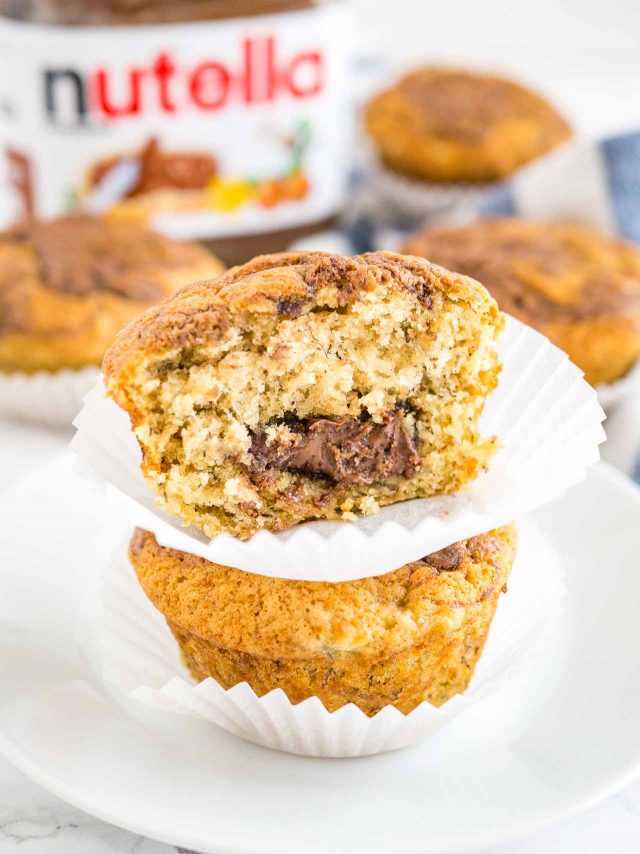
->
[3,1,640,852]
[351,0,640,138]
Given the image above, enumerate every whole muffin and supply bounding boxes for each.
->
[130,524,516,716]
[104,251,503,540]
[403,218,640,385]
[365,67,572,184]
[0,215,225,373]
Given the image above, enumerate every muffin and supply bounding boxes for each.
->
[364,67,572,185]
[0,214,225,374]
[104,251,503,539]
[129,524,517,716]
[403,218,640,386]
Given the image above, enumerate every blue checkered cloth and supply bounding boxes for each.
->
[303,129,640,248]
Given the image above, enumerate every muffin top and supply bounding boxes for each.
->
[104,249,499,384]
[403,218,640,326]
[0,214,221,315]
[130,525,516,659]
[0,214,224,371]
[365,68,572,183]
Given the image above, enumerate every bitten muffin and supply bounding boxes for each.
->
[129,524,517,716]
[104,251,503,540]
[403,218,640,386]
[0,215,225,373]
[364,67,572,184]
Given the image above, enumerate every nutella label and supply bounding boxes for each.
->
[0,6,350,239]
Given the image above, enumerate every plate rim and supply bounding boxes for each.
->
[1,460,640,854]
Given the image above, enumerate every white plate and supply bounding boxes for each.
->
[1,453,640,854]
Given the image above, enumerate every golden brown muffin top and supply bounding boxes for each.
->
[376,68,569,144]
[0,215,223,336]
[365,68,572,182]
[130,525,516,659]
[103,249,500,385]
[403,219,640,325]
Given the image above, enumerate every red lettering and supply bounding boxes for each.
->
[189,61,231,110]
[243,37,253,104]
[286,52,324,98]
[266,36,276,101]
[93,67,144,117]
[78,39,325,122]
[153,52,176,113]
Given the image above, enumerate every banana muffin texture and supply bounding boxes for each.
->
[365,68,572,184]
[104,251,503,539]
[130,524,516,716]
[403,218,640,385]
[0,215,224,373]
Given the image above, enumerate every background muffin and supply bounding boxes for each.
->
[403,218,640,386]
[0,215,225,374]
[129,524,516,717]
[365,67,572,185]
[104,251,503,539]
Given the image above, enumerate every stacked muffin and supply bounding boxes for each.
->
[102,250,516,717]
[129,525,516,716]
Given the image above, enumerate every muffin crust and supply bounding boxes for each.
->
[365,68,572,184]
[403,218,640,385]
[130,524,517,715]
[0,215,225,373]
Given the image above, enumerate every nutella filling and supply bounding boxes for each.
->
[420,541,465,572]
[250,411,420,486]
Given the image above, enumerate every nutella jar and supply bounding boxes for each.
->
[0,0,351,264]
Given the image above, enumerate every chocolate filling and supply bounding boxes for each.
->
[250,410,420,486]
[420,541,465,572]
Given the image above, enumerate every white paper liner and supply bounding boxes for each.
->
[369,159,501,224]
[0,366,99,428]
[71,316,605,580]
[354,132,498,225]
[596,357,640,410]
[85,518,565,758]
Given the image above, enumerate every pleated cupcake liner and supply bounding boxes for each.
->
[0,366,99,428]
[84,518,566,758]
[71,315,605,581]
[352,133,502,227]
[367,159,501,225]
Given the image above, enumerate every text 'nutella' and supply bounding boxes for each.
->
[0,1,350,263]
